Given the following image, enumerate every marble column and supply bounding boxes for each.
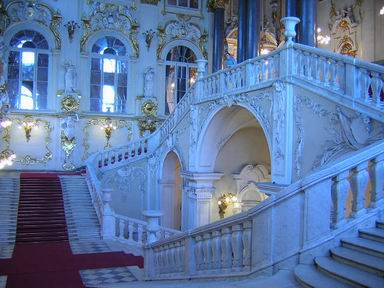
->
[237,0,247,63]
[245,0,261,60]
[212,4,225,72]
[298,0,317,46]
[285,0,298,16]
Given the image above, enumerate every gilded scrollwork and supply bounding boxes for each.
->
[81,1,140,58]
[5,0,62,49]
[82,118,133,160]
[2,116,53,166]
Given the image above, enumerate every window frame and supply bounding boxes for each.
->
[163,0,203,17]
[7,30,51,111]
[89,36,129,114]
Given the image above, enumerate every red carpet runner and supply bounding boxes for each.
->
[0,173,143,288]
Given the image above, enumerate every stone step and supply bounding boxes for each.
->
[377,219,384,230]
[330,246,384,276]
[294,264,351,288]
[315,257,384,288]
[341,237,384,258]
[359,227,384,243]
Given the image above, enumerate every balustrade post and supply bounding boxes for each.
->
[128,221,134,241]
[351,162,369,217]
[137,224,143,244]
[144,246,155,279]
[242,221,252,270]
[185,236,196,276]
[370,154,384,207]
[194,235,203,271]
[119,220,125,240]
[221,227,232,272]
[196,59,208,101]
[101,188,115,239]
[143,210,163,244]
[211,230,222,270]
[231,224,243,271]
[331,170,350,228]
[202,232,212,271]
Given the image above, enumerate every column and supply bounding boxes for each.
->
[245,0,261,60]
[298,0,317,46]
[285,0,298,16]
[237,0,247,63]
[212,2,225,72]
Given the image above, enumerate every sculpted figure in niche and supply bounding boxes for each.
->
[144,67,155,98]
[64,61,77,94]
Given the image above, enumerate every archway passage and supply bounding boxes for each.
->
[198,106,271,221]
[161,151,182,230]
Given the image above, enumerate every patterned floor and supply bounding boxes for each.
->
[80,266,137,287]
[70,240,114,255]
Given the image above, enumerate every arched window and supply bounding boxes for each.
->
[90,36,128,113]
[7,30,49,110]
[165,46,197,114]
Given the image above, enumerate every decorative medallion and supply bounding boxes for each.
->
[141,100,157,117]
[61,96,80,113]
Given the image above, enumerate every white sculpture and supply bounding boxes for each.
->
[144,67,155,98]
[61,114,79,140]
[64,61,77,94]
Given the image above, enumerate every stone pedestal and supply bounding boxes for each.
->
[143,210,163,243]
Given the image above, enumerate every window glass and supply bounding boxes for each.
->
[8,30,49,110]
[90,36,128,113]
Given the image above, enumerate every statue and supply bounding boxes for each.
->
[144,67,155,98]
[61,114,78,170]
[64,61,77,94]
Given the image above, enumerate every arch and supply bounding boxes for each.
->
[159,39,204,62]
[83,30,133,56]
[5,23,56,51]
[160,150,183,230]
[196,104,272,173]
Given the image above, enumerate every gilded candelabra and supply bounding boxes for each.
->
[100,118,117,148]
[19,116,37,142]
[0,149,16,169]
[217,193,238,219]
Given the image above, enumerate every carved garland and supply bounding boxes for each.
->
[157,18,207,59]
[5,0,62,49]
[81,1,140,58]
[82,118,133,160]
[2,117,53,165]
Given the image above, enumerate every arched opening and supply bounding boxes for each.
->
[161,151,182,230]
[197,106,271,221]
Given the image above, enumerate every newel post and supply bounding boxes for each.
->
[280,17,300,79]
[102,188,115,239]
[143,210,163,244]
[196,59,208,101]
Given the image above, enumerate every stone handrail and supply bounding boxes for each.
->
[293,43,384,121]
[144,140,384,280]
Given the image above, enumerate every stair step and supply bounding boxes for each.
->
[315,257,384,288]
[330,246,384,276]
[359,228,384,243]
[294,264,351,288]
[376,219,384,229]
[341,237,384,258]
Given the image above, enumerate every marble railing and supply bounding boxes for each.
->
[112,214,179,246]
[144,140,384,280]
[293,43,384,120]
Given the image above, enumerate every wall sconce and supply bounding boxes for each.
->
[0,117,11,128]
[64,21,80,42]
[217,193,237,219]
[142,29,156,50]
[19,116,37,142]
[100,118,117,148]
[0,149,16,169]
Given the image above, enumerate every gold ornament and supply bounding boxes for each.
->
[141,100,157,116]
[61,96,80,113]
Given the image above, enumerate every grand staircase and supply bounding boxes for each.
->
[16,174,68,243]
[295,219,384,287]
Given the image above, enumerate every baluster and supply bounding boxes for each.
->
[371,73,383,106]
[194,235,203,271]
[305,52,312,79]
[313,55,321,82]
[261,60,267,81]
[322,57,330,86]
[128,221,134,241]
[360,69,371,101]
[119,220,125,240]
[137,224,143,244]
[168,243,175,275]
[242,221,252,270]
[211,230,221,271]
[254,62,261,84]
[173,242,180,272]
[351,162,369,217]
[231,224,243,271]
[202,232,212,271]
[221,227,232,272]
[179,241,185,272]
[329,59,336,89]
[331,170,350,228]
[370,154,384,207]
[159,246,165,274]
[154,248,160,275]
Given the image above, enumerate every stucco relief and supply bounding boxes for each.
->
[272,81,286,174]
[114,166,147,203]
[81,1,139,57]
[6,0,62,49]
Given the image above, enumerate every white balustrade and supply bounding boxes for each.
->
[145,141,384,280]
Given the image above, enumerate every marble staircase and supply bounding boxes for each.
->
[0,177,19,258]
[295,219,384,287]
